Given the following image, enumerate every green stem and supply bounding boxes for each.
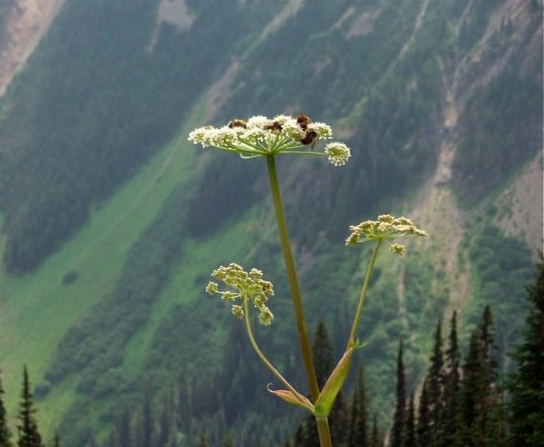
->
[242,299,304,403]
[316,417,334,447]
[347,240,382,349]
[265,155,320,402]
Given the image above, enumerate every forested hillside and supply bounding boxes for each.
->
[0,0,541,445]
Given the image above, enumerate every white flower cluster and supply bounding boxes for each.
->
[206,263,275,325]
[188,114,350,167]
[346,214,428,255]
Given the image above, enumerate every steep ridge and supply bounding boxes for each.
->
[407,0,542,318]
[0,0,65,98]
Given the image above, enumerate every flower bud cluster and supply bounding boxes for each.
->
[188,114,351,167]
[346,214,428,255]
[206,263,275,325]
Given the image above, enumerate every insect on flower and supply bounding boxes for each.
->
[228,119,247,129]
[296,113,311,131]
[264,120,283,131]
[296,114,318,149]
[300,129,318,149]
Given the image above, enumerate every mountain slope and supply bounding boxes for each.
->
[0,0,541,445]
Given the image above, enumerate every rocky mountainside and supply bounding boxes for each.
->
[0,0,541,445]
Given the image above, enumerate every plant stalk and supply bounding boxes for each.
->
[316,417,334,447]
[242,299,304,402]
[347,240,382,349]
[265,155,320,402]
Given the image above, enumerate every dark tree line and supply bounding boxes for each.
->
[388,273,544,447]
[2,260,543,447]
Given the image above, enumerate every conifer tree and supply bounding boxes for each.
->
[476,305,500,446]
[390,340,406,447]
[457,330,480,447]
[330,391,349,447]
[416,377,431,447]
[402,394,416,447]
[441,311,461,446]
[507,259,544,446]
[0,371,12,447]
[347,367,368,447]
[313,321,335,388]
[457,307,500,447]
[427,321,444,445]
[16,367,43,447]
[370,415,382,447]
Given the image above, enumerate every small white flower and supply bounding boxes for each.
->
[311,122,333,139]
[247,116,270,129]
[324,142,351,166]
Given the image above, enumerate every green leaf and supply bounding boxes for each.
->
[314,347,354,418]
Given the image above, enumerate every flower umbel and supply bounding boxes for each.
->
[324,142,351,166]
[188,114,350,167]
[206,263,274,325]
[346,214,428,255]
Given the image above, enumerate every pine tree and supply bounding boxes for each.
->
[427,321,444,445]
[330,391,349,447]
[476,305,500,446]
[402,394,416,447]
[390,340,406,447]
[0,371,12,447]
[16,367,43,447]
[347,367,368,447]
[507,259,544,446]
[441,311,461,446]
[457,330,480,447]
[313,321,335,388]
[370,415,382,447]
[416,377,431,447]
[457,307,500,447]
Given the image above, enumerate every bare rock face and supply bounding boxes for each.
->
[0,0,66,98]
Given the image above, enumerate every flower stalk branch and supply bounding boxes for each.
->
[347,240,382,349]
[266,155,321,403]
[242,298,315,413]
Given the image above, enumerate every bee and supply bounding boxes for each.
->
[296,113,311,131]
[264,120,283,131]
[300,129,318,149]
[228,119,247,129]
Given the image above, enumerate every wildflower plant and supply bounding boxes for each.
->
[189,114,427,447]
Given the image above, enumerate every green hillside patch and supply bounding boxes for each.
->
[123,204,263,382]
[0,123,202,438]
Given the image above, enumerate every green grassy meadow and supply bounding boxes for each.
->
[0,113,205,434]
